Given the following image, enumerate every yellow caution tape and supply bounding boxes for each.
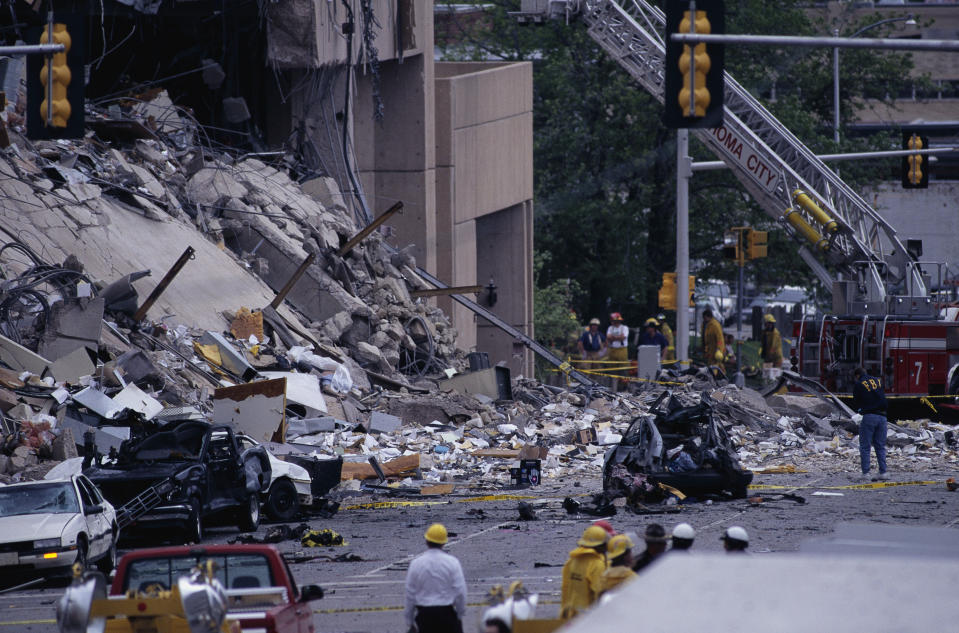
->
[558,361,572,374]
[920,396,938,414]
[344,493,538,511]
[749,479,939,491]
[313,600,562,615]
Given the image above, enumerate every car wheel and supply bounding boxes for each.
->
[264,479,300,522]
[237,494,260,532]
[97,535,117,574]
[75,536,88,571]
[185,498,203,544]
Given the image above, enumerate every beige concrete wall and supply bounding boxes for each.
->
[476,203,536,376]
[355,47,438,273]
[435,61,534,375]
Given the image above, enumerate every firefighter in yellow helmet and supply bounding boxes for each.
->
[657,313,675,362]
[702,307,726,366]
[760,314,783,368]
[599,534,637,595]
[560,525,609,618]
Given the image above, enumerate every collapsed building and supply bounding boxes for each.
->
[0,1,958,528]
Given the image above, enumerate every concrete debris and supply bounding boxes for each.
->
[0,87,956,509]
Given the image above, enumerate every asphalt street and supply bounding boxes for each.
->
[7,460,959,633]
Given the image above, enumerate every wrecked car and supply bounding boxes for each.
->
[0,475,119,576]
[235,433,312,521]
[603,392,753,500]
[84,420,271,542]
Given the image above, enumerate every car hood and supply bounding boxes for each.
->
[0,512,76,541]
[86,461,190,481]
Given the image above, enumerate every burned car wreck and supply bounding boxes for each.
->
[603,392,753,501]
[84,420,271,542]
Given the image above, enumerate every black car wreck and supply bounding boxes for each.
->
[84,420,271,542]
[603,392,753,501]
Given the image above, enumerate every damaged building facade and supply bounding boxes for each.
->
[2,0,534,376]
[261,0,535,376]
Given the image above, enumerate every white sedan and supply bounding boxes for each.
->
[0,475,119,575]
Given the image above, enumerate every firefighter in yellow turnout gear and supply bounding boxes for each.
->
[560,526,609,618]
[702,307,725,365]
[657,313,675,361]
[761,314,783,367]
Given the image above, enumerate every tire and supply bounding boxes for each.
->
[96,534,117,574]
[185,498,203,544]
[264,479,300,522]
[237,494,260,532]
[75,536,88,571]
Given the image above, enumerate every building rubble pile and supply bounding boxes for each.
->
[0,92,957,499]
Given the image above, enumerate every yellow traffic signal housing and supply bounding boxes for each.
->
[663,0,725,129]
[746,229,767,260]
[722,230,741,263]
[39,23,72,128]
[902,131,929,189]
[659,272,695,310]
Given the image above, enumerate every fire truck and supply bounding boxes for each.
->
[514,0,956,400]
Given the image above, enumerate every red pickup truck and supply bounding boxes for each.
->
[109,544,323,632]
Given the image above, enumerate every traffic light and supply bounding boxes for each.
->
[902,131,928,189]
[663,0,725,129]
[26,16,84,140]
[722,230,741,264]
[658,273,676,311]
[658,272,695,310]
[745,229,767,260]
[39,24,72,128]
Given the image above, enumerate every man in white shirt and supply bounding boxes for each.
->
[405,523,467,633]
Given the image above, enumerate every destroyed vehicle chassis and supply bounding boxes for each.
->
[602,393,753,500]
[85,421,271,542]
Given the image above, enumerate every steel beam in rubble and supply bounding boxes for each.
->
[412,266,598,387]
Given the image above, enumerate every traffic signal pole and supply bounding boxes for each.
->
[676,130,691,369]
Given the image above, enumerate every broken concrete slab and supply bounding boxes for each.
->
[767,394,838,418]
[213,378,287,443]
[48,347,96,385]
[438,367,512,401]
[111,383,164,420]
[260,371,328,416]
[0,333,51,375]
[368,411,402,434]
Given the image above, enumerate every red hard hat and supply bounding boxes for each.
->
[610,312,623,321]
[592,519,616,536]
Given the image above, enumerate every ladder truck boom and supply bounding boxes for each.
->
[515,0,931,318]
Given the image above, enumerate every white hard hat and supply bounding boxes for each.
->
[722,526,749,543]
[672,522,695,540]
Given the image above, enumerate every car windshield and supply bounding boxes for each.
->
[123,554,275,593]
[131,424,208,461]
[0,482,79,517]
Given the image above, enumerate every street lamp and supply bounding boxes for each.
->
[833,14,918,144]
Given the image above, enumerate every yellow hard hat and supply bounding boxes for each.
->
[577,525,610,548]
[714,350,725,362]
[425,523,448,545]
[644,318,659,327]
[764,314,776,323]
[607,533,634,559]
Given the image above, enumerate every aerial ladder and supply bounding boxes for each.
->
[513,0,931,319]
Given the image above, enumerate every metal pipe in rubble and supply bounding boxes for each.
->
[133,246,196,322]
[676,129,690,369]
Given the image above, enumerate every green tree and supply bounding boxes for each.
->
[436,0,916,339]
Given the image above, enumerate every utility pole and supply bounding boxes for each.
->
[676,130,691,369]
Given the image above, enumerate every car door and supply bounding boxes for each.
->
[76,476,110,559]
